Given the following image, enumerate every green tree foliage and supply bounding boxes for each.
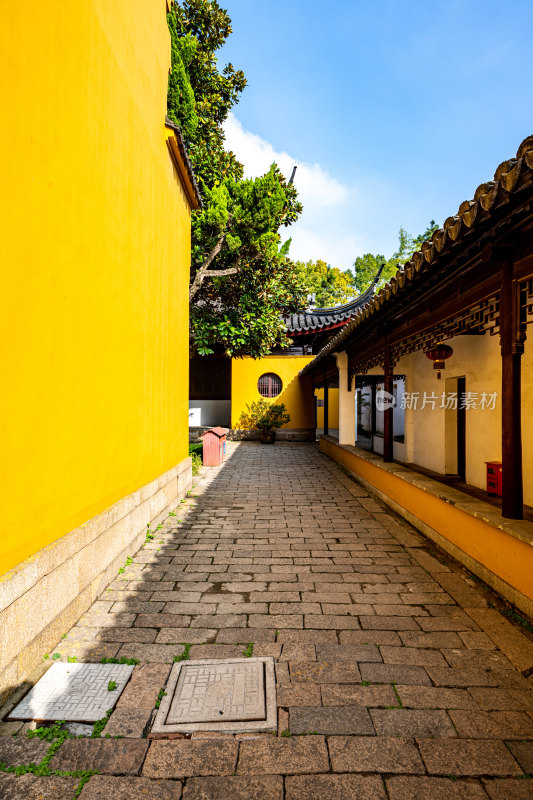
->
[167,1,304,357]
[352,220,439,294]
[295,259,355,307]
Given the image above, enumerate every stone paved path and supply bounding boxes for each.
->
[1,442,533,799]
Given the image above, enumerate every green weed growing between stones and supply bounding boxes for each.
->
[391,685,403,708]
[145,525,154,543]
[155,689,167,709]
[242,642,253,658]
[1,719,99,800]
[118,556,133,575]
[174,643,191,662]
[91,710,112,738]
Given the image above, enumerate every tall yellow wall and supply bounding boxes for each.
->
[231,356,315,429]
[0,1,190,574]
[315,388,340,429]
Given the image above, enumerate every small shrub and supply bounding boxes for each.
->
[191,451,202,475]
[238,399,290,432]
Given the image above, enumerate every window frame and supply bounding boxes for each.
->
[257,372,283,398]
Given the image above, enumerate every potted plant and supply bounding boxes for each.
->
[238,399,290,444]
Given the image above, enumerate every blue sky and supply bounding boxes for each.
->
[219,0,533,270]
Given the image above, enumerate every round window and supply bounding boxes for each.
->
[257,373,282,398]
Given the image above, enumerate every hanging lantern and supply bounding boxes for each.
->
[425,343,453,380]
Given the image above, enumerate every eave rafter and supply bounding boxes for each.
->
[300,135,533,384]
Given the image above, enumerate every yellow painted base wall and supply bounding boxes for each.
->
[231,356,315,430]
[321,437,533,613]
[315,388,340,429]
[0,1,190,574]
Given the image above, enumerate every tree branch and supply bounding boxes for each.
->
[203,266,240,278]
[189,233,227,301]
[189,214,239,301]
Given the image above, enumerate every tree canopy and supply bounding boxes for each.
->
[295,221,439,309]
[294,259,355,308]
[167,0,305,357]
[352,220,439,294]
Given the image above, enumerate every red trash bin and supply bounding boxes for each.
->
[485,461,502,496]
[200,427,228,466]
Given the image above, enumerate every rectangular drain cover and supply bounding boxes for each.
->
[8,662,134,722]
[152,657,276,735]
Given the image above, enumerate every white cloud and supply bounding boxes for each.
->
[287,227,363,272]
[222,115,396,270]
[223,115,349,210]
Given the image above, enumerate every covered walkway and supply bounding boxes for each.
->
[1,442,533,798]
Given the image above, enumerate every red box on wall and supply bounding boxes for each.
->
[200,427,228,467]
[485,461,502,497]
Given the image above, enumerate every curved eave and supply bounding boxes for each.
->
[285,262,385,334]
[299,134,533,377]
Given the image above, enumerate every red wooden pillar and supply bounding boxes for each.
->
[500,260,525,519]
[383,340,394,463]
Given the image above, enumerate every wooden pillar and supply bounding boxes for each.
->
[323,371,329,437]
[370,379,377,451]
[500,260,524,519]
[383,340,394,463]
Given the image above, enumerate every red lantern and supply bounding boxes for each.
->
[425,343,453,380]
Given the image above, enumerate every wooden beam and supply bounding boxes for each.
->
[500,260,525,519]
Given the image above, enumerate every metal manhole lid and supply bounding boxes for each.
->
[151,657,277,735]
[8,663,134,722]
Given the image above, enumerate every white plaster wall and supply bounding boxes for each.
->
[188,400,231,427]
[398,334,502,492]
[521,335,533,507]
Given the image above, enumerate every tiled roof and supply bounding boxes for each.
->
[301,134,533,374]
[285,264,385,334]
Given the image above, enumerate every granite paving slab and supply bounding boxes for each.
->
[285,774,387,800]
[0,774,78,800]
[142,740,239,778]
[182,775,283,800]
[50,738,149,775]
[8,663,134,722]
[4,442,532,798]
[78,775,182,799]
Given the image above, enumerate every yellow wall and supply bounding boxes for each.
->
[0,1,191,573]
[315,388,340,429]
[231,356,315,429]
[321,438,533,611]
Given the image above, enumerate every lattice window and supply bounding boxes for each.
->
[257,373,282,398]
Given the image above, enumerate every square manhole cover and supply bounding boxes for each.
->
[8,662,134,722]
[152,657,276,735]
